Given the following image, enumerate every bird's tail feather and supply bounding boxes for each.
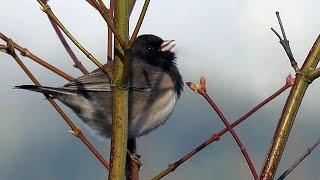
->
[15,85,76,96]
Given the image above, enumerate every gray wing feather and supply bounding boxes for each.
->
[63,69,111,91]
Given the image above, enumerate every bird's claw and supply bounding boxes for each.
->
[128,152,143,169]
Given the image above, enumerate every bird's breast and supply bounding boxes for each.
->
[129,89,178,137]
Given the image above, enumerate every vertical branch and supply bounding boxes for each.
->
[107,0,115,62]
[127,138,139,180]
[260,35,320,180]
[108,0,130,179]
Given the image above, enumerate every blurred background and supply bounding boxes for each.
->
[0,0,319,179]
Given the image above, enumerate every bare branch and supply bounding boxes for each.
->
[0,33,75,81]
[277,137,320,180]
[152,75,293,180]
[271,11,299,72]
[196,76,258,179]
[48,19,89,74]
[85,0,99,10]
[129,0,137,16]
[36,0,114,80]
[107,0,115,62]
[308,67,320,81]
[91,0,128,49]
[129,0,150,45]
[3,40,109,169]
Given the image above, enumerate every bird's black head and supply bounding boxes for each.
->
[132,34,176,69]
[132,34,183,96]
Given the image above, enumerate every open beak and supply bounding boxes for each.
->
[160,40,175,52]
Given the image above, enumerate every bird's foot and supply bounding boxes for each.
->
[127,150,142,169]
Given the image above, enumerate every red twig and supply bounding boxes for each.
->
[49,19,89,74]
[85,0,99,10]
[196,77,258,179]
[151,75,294,180]
[0,33,75,82]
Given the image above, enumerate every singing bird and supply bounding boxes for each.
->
[17,34,183,138]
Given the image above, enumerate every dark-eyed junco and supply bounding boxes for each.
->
[16,34,183,138]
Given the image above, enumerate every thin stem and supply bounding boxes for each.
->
[198,89,258,179]
[129,0,150,45]
[129,0,137,16]
[272,11,298,72]
[0,33,74,81]
[36,0,114,80]
[127,138,140,180]
[3,41,109,170]
[86,0,99,10]
[152,78,292,180]
[91,0,128,49]
[277,137,320,180]
[48,19,89,74]
[107,0,115,62]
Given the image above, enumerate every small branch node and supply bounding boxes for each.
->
[285,74,295,86]
[69,129,80,137]
[272,11,299,72]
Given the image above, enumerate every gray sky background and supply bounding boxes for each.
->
[0,0,319,179]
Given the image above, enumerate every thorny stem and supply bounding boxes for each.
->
[0,33,74,82]
[271,11,299,72]
[48,19,89,74]
[36,0,114,80]
[129,0,150,46]
[277,137,320,180]
[198,89,258,179]
[151,77,293,180]
[2,40,110,169]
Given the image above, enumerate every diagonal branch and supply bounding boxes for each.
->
[129,0,137,16]
[85,0,99,10]
[152,75,294,180]
[271,11,299,72]
[260,35,320,180]
[36,0,114,80]
[277,137,320,180]
[48,19,89,74]
[0,33,75,81]
[195,76,258,179]
[3,40,110,170]
[129,0,150,45]
[91,0,128,49]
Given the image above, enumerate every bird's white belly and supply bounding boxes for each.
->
[129,89,178,137]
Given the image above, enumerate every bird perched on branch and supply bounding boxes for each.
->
[16,34,183,138]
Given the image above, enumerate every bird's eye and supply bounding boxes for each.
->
[146,46,153,51]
